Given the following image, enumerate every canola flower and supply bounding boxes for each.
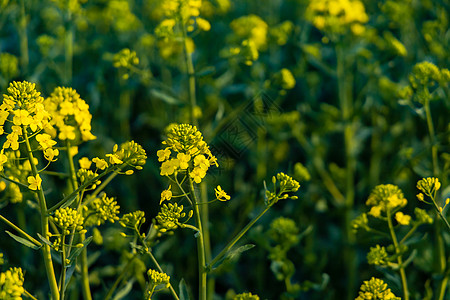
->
[0,267,25,300]
[146,269,170,299]
[366,184,407,218]
[355,277,400,300]
[44,86,96,143]
[155,202,192,232]
[83,194,120,227]
[51,207,85,235]
[306,0,369,36]
[158,124,217,184]
[234,292,260,300]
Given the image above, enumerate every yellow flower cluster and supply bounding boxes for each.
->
[1,82,53,157]
[156,202,191,232]
[306,0,369,36]
[417,177,441,198]
[158,124,217,184]
[120,210,146,230]
[0,267,24,300]
[367,245,388,266]
[147,269,170,287]
[228,15,268,65]
[355,277,400,300]
[83,194,120,227]
[44,87,96,143]
[265,173,300,206]
[234,292,260,300]
[366,184,407,218]
[51,207,85,235]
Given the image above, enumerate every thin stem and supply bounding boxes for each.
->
[23,289,38,300]
[188,177,207,300]
[104,253,138,300]
[60,235,67,300]
[0,214,42,247]
[423,98,439,176]
[207,205,271,270]
[386,208,409,300]
[23,129,60,300]
[181,21,198,126]
[64,140,92,300]
[146,251,180,300]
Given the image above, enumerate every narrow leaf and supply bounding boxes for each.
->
[211,244,255,270]
[5,231,40,250]
[60,193,78,209]
[37,233,53,247]
[113,279,134,300]
[150,89,182,105]
[179,279,190,300]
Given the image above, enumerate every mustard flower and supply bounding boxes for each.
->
[177,153,191,169]
[120,210,146,230]
[160,185,173,204]
[234,292,260,300]
[156,203,189,232]
[77,169,100,189]
[43,148,59,162]
[416,177,441,198]
[367,245,388,266]
[194,154,209,170]
[414,208,433,225]
[160,159,179,176]
[79,157,92,169]
[51,207,85,235]
[114,140,147,169]
[44,86,96,143]
[189,166,206,183]
[92,157,108,170]
[157,148,171,162]
[366,184,406,218]
[0,267,25,299]
[355,277,400,300]
[215,185,230,201]
[83,194,120,227]
[36,133,57,149]
[268,217,299,249]
[230,15,268,50]
[27,174,42,191]
[306,0,369,36]
[146,269,170,299]
[395,212,411,225]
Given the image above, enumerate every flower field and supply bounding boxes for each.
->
[0,0,449,299]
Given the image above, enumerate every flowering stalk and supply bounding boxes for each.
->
[64,140,92,300]
[386,208,409,300]
[23,129,60,300]
[188,177,207,300]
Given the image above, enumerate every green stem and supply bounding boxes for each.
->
[181,22,198,126]
[23,129,60,300]
[23,289,38,300]
[60,235,67,300]
[0,214,42,247]
[146,250,180,300]
[19,0,29,74]
[423,98,439,176]
[207,205,271,270]
[64,7,73,85]
[386,208,409,300]
[64,140,92,300]
[188,177,207,300]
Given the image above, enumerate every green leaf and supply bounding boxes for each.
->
[150,89,183,105]
[60,193,78,209]
[113,279,134,300]
[66,236,93,266]
[210,244,255,271]
[5,231,40,250]
[37,233,53,247]
[179,279,190,300]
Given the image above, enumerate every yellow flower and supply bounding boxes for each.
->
[106,153,123,165]
[395,212,411,225]
[0,150,7,171]
[27,174,42,190]
[215,185,231,201]
[43,148,59,162]
[157,148,171,162]
[368,206,382,218]
[12,109,32,126]
[92,157,108,170]
[160,159,179,176]
[160,185,173,204]
[3,133,19,150]
[36,133,57,149]
[189,166,206,183]
[177,153,191,169]
[79,157,92,169]
[58,125,76,140]
[194,154,210,170]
